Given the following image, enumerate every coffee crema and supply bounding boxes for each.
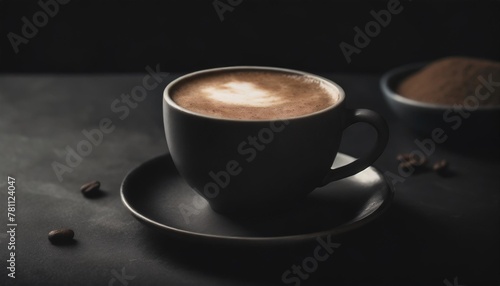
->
[171,70,339,120]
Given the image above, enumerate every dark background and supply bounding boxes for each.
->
[1,0,499,73]
[1,1,500,286]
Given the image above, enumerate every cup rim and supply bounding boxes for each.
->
[164,66,346,122]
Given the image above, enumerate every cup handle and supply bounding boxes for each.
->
[320,108,389,186]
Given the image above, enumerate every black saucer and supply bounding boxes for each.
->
[121,153,394,245]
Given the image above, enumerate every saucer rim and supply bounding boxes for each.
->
[120,153,395,244]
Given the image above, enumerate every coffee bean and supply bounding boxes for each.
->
[433,159,449,175]
[397,153,426,164]
[397,153,428,172]
[410,156,427,167]
[398,161,414,169]
[48,228,74,245]
[80,180,101,197]
[396,153,413,162]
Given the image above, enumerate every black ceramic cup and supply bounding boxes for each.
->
[163,66,389,215]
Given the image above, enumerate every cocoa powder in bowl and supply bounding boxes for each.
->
[397,57,500,106]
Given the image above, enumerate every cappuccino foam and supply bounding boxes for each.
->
[171,70,339,120]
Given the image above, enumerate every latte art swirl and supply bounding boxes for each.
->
[172,70,339,120]
[202,81,285,107]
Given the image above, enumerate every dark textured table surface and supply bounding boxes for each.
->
[0,73,499,286]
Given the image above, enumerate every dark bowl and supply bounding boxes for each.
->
[380,63,500,146]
